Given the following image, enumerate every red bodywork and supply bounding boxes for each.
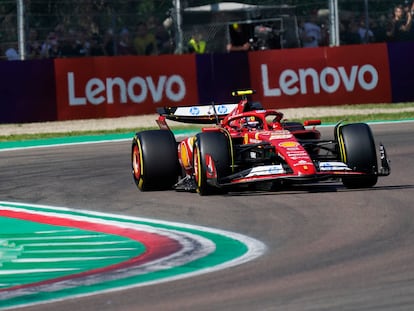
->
[162,96,330,184]
[156,92,389,190]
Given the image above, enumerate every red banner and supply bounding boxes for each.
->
[54,55,199,120]
[248,44,392,108]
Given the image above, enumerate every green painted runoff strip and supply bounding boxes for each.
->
[0,217,145,289]
[0,133,134,149]
[0,202,265,310]
[0,129,198,150]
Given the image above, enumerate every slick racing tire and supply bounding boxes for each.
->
[131,130,179,191]
[193,131,231,196]
[336,123,378,188]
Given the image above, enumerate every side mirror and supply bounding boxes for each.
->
[303,120,321,126]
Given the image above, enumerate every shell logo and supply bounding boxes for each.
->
[278,141,299,148]
[178,136,195,171]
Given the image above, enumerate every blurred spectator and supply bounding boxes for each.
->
[117,28,134,55]
[54,23,66,40]
[47,39,63,58]
[75,29,90,57]
[103,28,116,56]
[319,20,330,46]
[146,16,158,34]
[26,29,42,59]
[89,33,105,56]
[40,31,61,58]
[358,18,375,43]
[188,32,206,54]
[154,19,173,54]
[133,21,158,55]
[0,44,4,61]
[406,1,414,40]
[371,15,390,43]
[226,23,251,52]
[61,29,89,58]
[162,14,175,53]
[342,20,362,45]
[157,28,173,54]
[5,45,19,60]
[145,15,173,54]
[387,3,413,41]
[40,31,54,58]
[299,14,322,48]
[60,29,76,57]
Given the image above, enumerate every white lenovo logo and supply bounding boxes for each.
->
[261,64,379,96]
[67,72,186,106]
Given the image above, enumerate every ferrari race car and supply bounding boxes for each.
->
[131,90,390,195]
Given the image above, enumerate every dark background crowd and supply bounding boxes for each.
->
[20,16,174,61]
[1,0,414,60]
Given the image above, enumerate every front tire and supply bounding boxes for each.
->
[131,130,179,191]
[193,132,231,195]
[336,123,378,188]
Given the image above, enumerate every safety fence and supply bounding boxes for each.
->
[0,0,407,60]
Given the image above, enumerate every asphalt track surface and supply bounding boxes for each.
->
[1,122,413,311]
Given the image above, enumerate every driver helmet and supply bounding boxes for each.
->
[246,116,260,129]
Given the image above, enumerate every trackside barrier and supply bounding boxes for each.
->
[0,59,56,123]
[387,41,414,103]
[0,42,413,123]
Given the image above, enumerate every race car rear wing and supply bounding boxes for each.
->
[157,89,257,124]
[157,103,238,124]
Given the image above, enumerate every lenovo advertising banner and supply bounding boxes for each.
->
[248,43,392,108]
[54,55,199,120]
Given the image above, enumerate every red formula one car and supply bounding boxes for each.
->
[131,90,390,195]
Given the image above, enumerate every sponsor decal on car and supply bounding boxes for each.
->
[269,130,293,140]
[217,105,228,114]
[174,104,238,117]
[189,106,200,116]
[279,141,299,148]
[319,161,351,171]
[245,165,285,177]
[293,160,314,167]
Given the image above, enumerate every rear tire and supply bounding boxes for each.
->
[131,130,179,191]
[193,132,231,195]
[337,123,378,188]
